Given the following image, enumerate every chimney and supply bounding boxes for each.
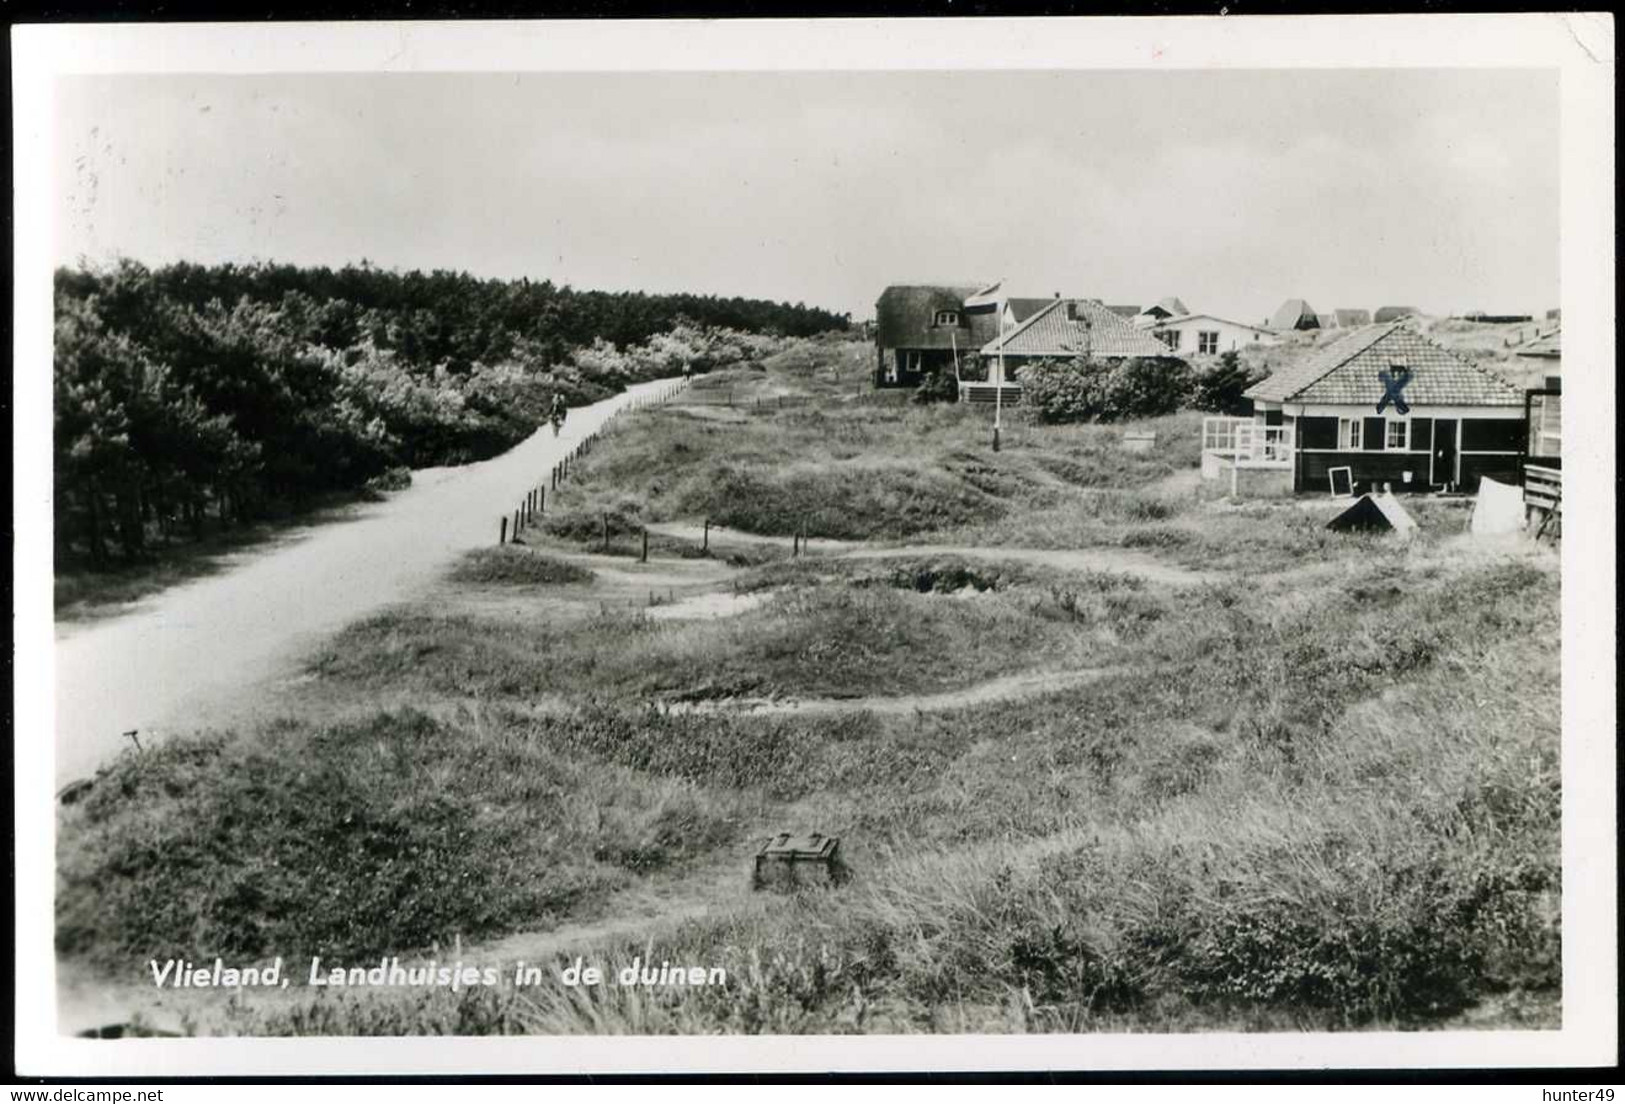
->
[1065,301,1078,322]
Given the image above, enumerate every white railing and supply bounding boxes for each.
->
[1202,417,1294,467]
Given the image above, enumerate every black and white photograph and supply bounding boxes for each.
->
[10,13,1616,1079]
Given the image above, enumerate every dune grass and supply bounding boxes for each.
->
[210,560,1558,1035]
[446,546,596,587]
[306,577,1130,704]
[57,336,1560,1035]
[541,355,1206,547]
[56,708,746,968]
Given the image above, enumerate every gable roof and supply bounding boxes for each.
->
[1005,297,1060,323]
[1245,321,1522,407]
[1106,304,1142,318]
[1155,313,1278,335]
[1334,308,1372,328]
[1270,298,1320,330]
[1327,492,1418,535]
[875,285,1000,350]
[1373,305,1419,323]
[1138,296,1190,319]
[981,298,1176,360]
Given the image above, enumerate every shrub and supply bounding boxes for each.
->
[1021,356,1192,423]
[912,366,960,405]
[364,466,412,494]
[1192,350,1268,414]
[446,546,595,586]
[1100,356,1193,419]
[1020,358,1105,423]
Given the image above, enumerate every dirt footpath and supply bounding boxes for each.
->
[51,377,687,786]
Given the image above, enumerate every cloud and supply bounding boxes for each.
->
[54,69,1558,318]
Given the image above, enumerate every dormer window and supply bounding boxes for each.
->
[934,310,960,327]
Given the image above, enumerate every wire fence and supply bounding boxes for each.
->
[496,378,688,546]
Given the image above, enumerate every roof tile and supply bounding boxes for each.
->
[1246,322,1523,407]
[981,299,1175,360]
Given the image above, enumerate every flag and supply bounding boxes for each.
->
[963,280,1003,311]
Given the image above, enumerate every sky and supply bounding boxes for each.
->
[55,68,1559,325]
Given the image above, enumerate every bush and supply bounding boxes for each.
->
[364,466,413,494]
[446,546,595,586]
[1192,350,1268,414]
[912,366,960,405]
[1101,356,1192,419]
[1020,358,1103,422]
[1021,356,1192,423]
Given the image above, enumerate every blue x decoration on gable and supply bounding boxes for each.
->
[1377,367,1412,415]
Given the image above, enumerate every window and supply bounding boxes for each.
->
[1198,331,1220,355]
[934,310,959,327]
[1158,329,1181,350]
[1339,418,1362,450]
[1386,420,1408,450]
[1299,417,1339,450]
[1460,418,1524,452]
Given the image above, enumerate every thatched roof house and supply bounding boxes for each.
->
[873,284,1003,389]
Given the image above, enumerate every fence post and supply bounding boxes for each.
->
[539,486,545,514]
[793,532,800,558]
[500,516,507,544]
[603,513,610,553]
[641,527,649,563]
[703,518,710,552]
[514,508,522,536]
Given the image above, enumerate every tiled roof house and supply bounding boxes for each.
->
[981,298,1178,362]
[1242,321,1527,493]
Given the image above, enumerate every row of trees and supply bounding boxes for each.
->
[55,259,840,568]
[920,350,1266,422]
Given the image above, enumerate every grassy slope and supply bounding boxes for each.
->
[540,350,1205,545]
[57,337,1560,1035]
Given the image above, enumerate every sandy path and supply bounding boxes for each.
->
[643,520,862,555]
[643,521,1213,586]
[52,377,686,786]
